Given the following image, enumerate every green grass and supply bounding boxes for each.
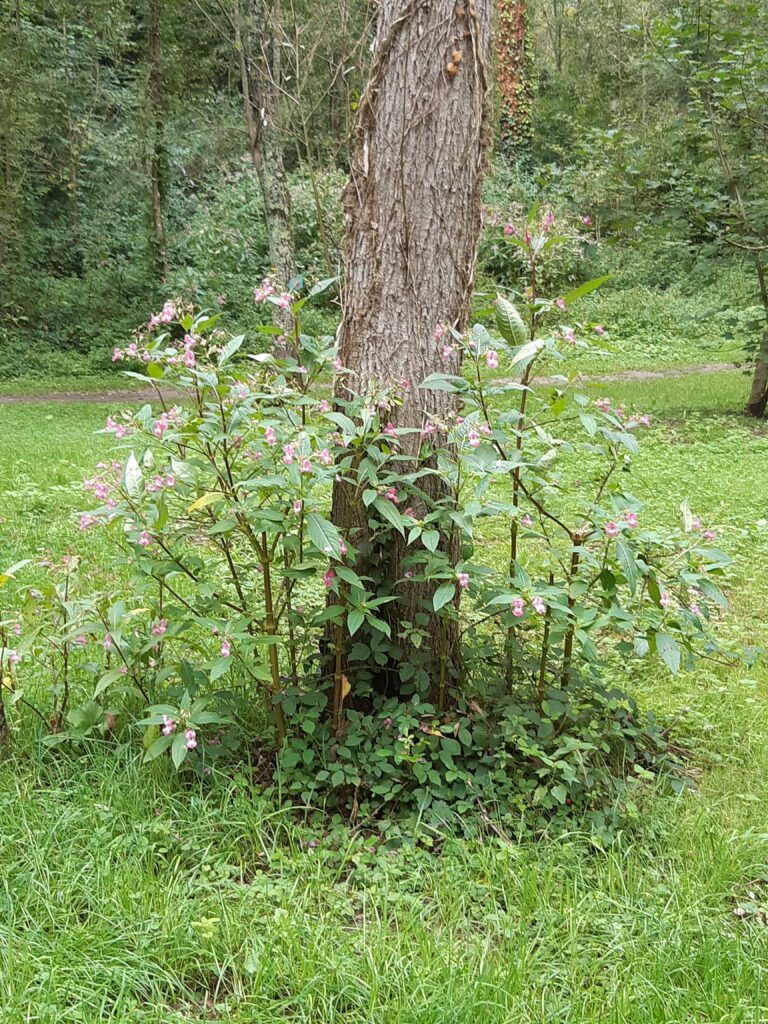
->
[2,371,768,1022]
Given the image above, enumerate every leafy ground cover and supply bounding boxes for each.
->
[1,369,768,1022]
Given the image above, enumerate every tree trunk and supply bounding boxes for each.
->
[331,0,491,695]
[496,0,533,156]
[148,0,168,282]
[234,0,295,346]
[704,94,768,417]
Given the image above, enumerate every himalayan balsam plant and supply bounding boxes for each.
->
[0,218,734,829]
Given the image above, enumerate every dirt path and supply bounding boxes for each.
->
[0,362,736,405]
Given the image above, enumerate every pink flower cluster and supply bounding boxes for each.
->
[152,407,183,438]
[148,472,176,493]
[105,415,132,440]
[690,515,716,542]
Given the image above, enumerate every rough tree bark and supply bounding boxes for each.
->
[496,0,533,156]
[234,0,295,345]
[705,95,768,417]
[331,0,492,694]
[148,0,168,282]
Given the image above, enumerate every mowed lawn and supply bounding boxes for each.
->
[2,370,768,1023]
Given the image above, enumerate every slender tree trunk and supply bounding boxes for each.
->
[148,0,168,282]
[234,0,296,344]
[705,95,768,417]
[331,0,491,694]
[496,0,533,156]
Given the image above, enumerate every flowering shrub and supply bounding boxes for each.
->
[0,227,734,831]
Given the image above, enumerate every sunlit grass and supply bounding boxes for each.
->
[2,370,768,1021]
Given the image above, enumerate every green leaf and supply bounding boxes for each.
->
[143,734,175,762]
[495,295,528,345]
[94,667,125,698]
[561,275,610,306]
[218,334,244,366]
[171,732,189,768]
[433,582,456,611]
[656,633,681,675]
[616,539,639,594]
[188,491,223,513]
[306,513,341,558]
[422,529,440,553]
[124,452,143,499]
[347,609,364,636]
[372,498,405,536]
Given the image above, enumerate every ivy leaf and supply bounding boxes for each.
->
[433,582,456,611]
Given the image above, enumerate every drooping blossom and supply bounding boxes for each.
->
[458,572,470,590]
[604,521,619,539]
[467,430,481,448]
[486,350,499,369]
[323,569,336,589]
[434,324,444,341]
[625,512,638,529]
[593,325,605,336]
[220,638,231,658]
[442,345,454,361]
[556,297,566,311]
[532,596,546,615]
[162,716,177,736]
[300,457,313,474]
[512,597,525,618]
[152,619,168,637]
[282,444,295,465]
[563,327,576,346]
[660,592,671,608]
[185,729,197,750]
[293,500,303,515]
[384,487,399,504]
[521,514,533,528]
[138,531,152,548]
[318,448,333,466]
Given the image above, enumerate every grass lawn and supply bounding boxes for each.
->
[2,370,768,1022]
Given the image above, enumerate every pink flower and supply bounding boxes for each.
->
[582,216,592,227]
[12,623,21,637]
[103,634,114,651]
[185,729,197,750]
[332,357,343,371]
[384,422,398,437]
[468,430,481,448]
[638,415,651,427]
[702,529,715,541]
[458,572,470,590]
[300,457,313,474]
[282,444,295,465]
[434,323,444,341]
[404,570,414,580]
[318,400,331,414]
[8,651,21,666]
[293,500,303,514]
[604,521,619,539]
[152,619,168,637]
[593,325,605,336]
[660,592,671,608]
[442,345,454,361]
[323,569,336,589]
[512,597,525,618]
[563,327,576,346]
[220,638,231,658]
[183,349,196,368]
[276,292,292,310]
[384,487,399,504]
[556,297,566,311]
[75,634,88,647]
[625,512,638,529]
[79,513,97,530]
[542,209,555,232]
[523,229,532,245]
[404,507,415,517]
[503,222,514,236]
[486,350,499,369]
[339,539,348,556]
[318,448,333,466]
[264,426,277,446]
[138,531,152,548]
[162,716,176,736]
[532,596,546,615]
[691,517,702,532]
[595,398,611,413]
[160,301,176,324]
[111,347,123,362]
[690,603,701,617]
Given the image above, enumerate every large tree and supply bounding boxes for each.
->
[331,0,492,690]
